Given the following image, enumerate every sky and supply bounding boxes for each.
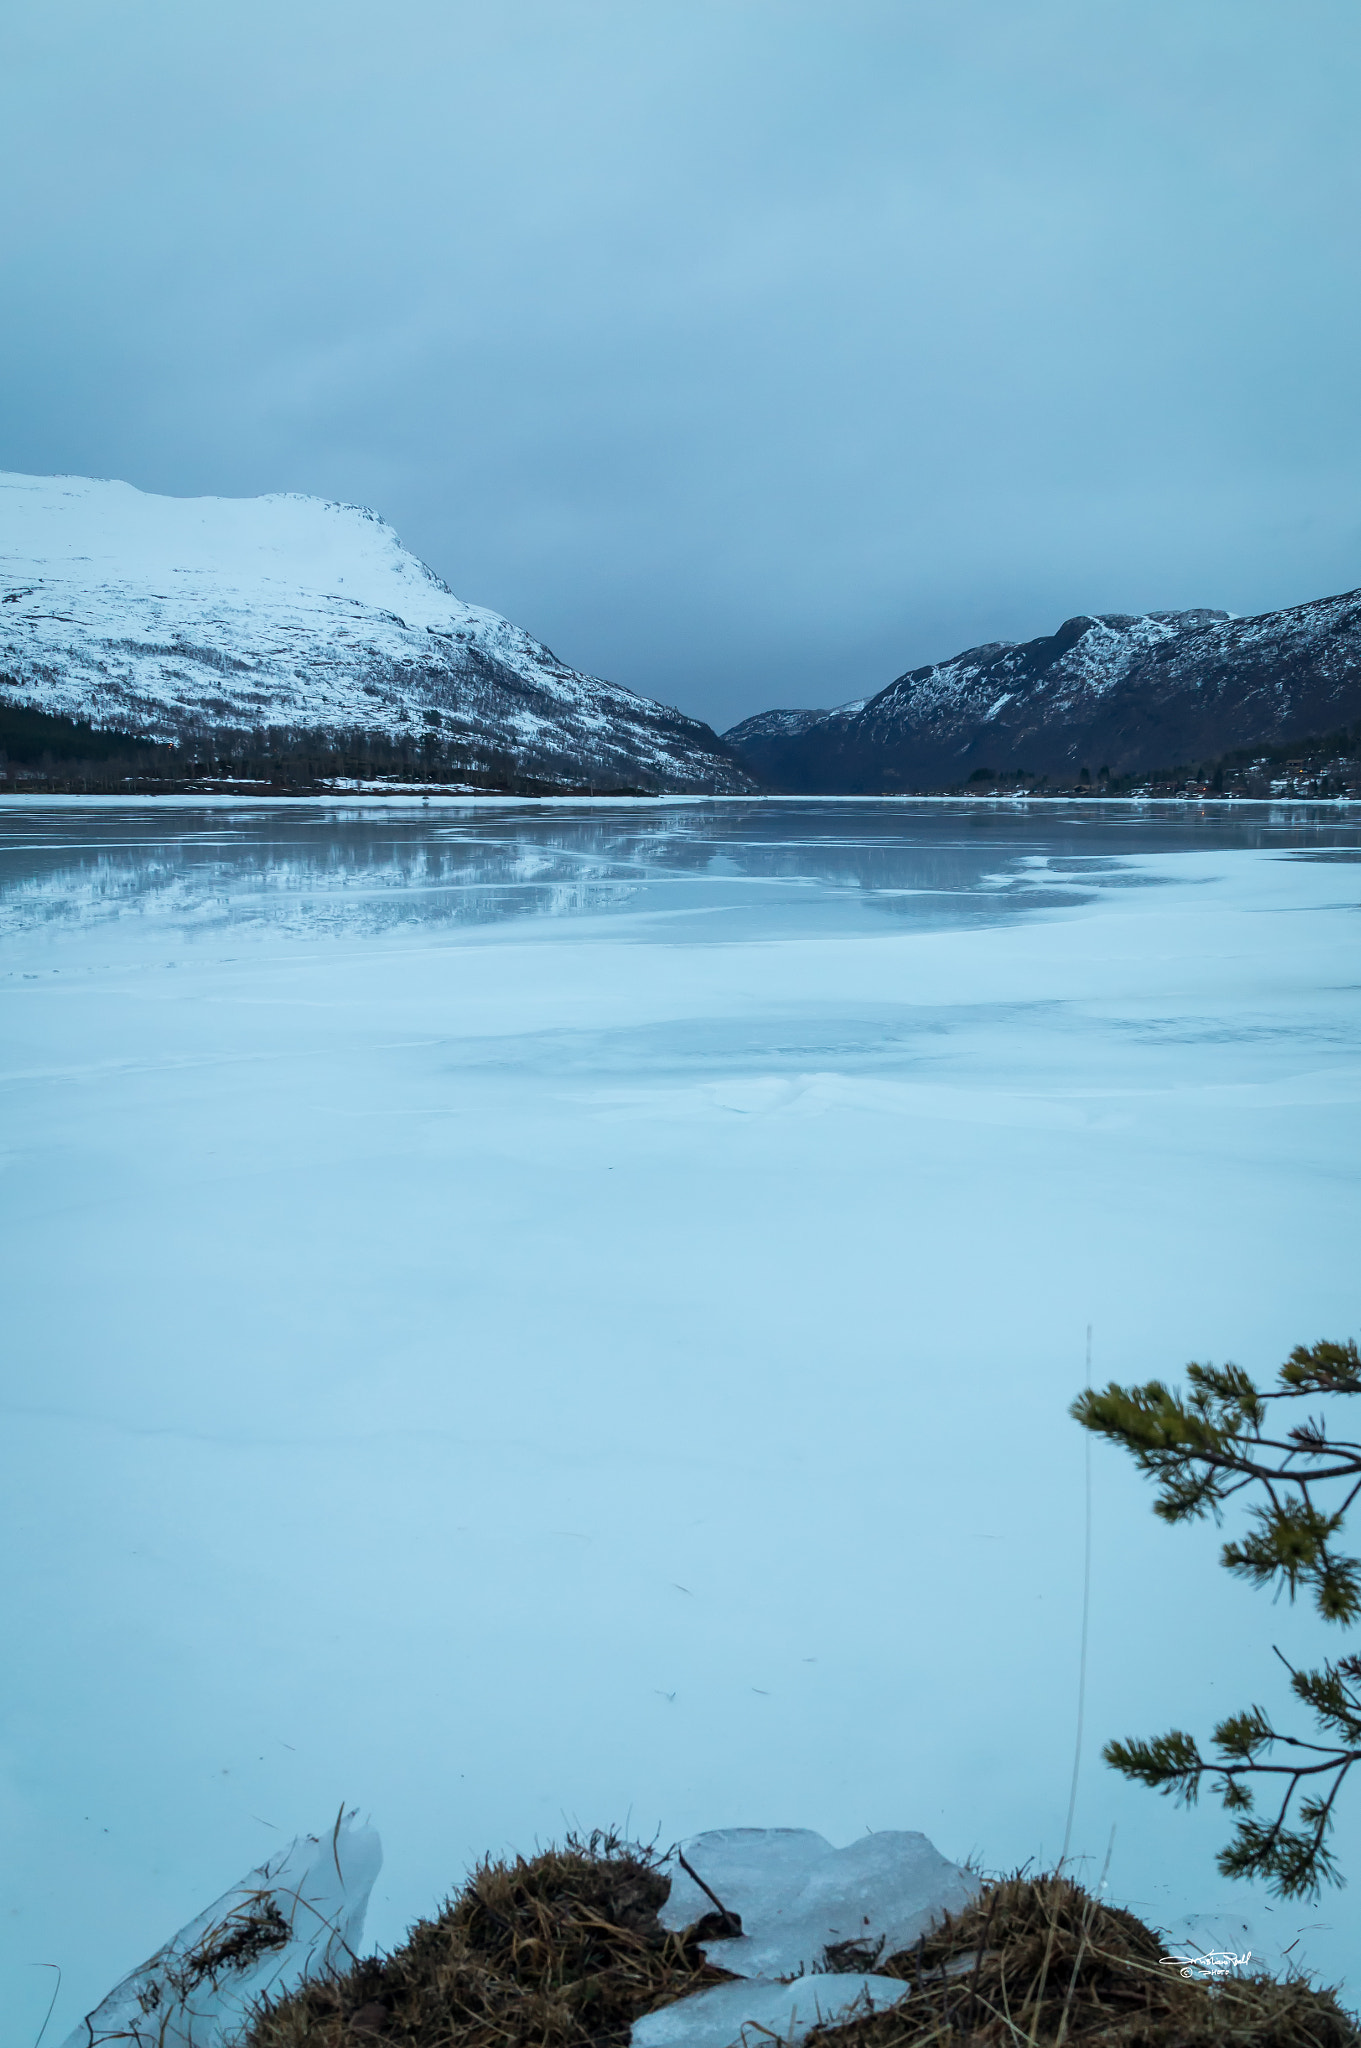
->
[3,0,1360,732]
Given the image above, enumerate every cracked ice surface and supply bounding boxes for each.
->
[2,797,1360,2041]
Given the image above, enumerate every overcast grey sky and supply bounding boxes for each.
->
[3,1,1359,731]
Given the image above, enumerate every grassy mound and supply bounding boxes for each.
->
[818,1870,1358,2048]
[245,1831,730,2048]
[244,1842,1359,2048]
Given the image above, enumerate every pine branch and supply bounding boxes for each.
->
[1076,1336,1361,1897]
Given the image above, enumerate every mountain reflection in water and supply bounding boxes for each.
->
[2,797,1358,945]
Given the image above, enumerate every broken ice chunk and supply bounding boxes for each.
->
[659,1826,976,1978]
[634,1972,910,2048]
[64,1813,381,2048]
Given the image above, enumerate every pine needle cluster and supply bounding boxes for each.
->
[1073,1339,1361,1898]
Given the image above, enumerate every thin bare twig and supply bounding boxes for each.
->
[676,1849,742,1938]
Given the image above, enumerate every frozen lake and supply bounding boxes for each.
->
[3,796,1360,2035]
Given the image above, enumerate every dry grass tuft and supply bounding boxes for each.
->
[243,1830,730,2048]
[808,1870,1359,2048]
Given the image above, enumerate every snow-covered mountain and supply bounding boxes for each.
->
[0,473,751,792]
[725,593,1361,791]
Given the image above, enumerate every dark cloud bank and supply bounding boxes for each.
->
[2,0,1359,733]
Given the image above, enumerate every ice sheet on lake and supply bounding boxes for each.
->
[659,1828,977,1977]
[5,801,1360,2032]
[63,1815,380,2048]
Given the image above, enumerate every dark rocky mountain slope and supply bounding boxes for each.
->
[724,589,1361,792]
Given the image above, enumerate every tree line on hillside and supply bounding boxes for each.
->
[5,688,1361,801]
[0,699,651,796]
[956,723,1361,799]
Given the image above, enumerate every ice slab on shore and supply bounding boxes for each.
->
[64,1815,380,2048]
[658,1828,977,1978]
[633,1971,910,2048]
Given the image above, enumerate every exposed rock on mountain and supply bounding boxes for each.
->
[0,473,752,793]
[724,591,1361,791]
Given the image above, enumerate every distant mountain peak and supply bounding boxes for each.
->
[0,472,752,793]
[725,591,1361,791]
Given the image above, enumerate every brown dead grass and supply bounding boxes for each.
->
[243,1843,1359,2048]
[809,1870,1359,2048]
[242,1831,731,2048]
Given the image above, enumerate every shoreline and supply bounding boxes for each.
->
[1,789,1360,811]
